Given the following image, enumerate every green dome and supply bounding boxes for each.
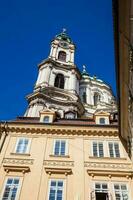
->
[81,71,89,77]
[55,29,73,44]
[81,65,89,77]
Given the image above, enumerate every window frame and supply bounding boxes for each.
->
[93,92,100,106]
[48,179,65,200]
[58,51,67,62]
[14,137,31,154]
[54,73,65,89]
[92,141,104,157]
[108,142,120,158]
[1,177,22,200]
[99,117,105,124]
[113,183,129,200]
[53,139,68,156]
[43,116,50,123]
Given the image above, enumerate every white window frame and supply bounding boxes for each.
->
[14,137,31,154]
[113,183,129,200]
[108,142,120,158]
[53,139,68,156]
[92,182,109,200]
[92,141,104,157]
[94,182,108,193]
[48,179,64,200]
[0,177,22,200]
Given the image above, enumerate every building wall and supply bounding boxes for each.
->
[113,0,133,161]
[0,122,133,200]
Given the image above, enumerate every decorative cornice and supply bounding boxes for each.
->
[45,167,72,176]
[2,158,34,165]
[44,160,74,167]
[3,165,30,174]
[87,169,133,178]
[3,124,118,137]
[84,161,132,171]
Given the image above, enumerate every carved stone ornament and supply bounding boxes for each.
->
[2,158,34,165]
[45,167,72,176]
[84,161,132,171]
[44,160,74,167]
[3,165,30,174]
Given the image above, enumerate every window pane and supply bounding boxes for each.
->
[99,118,105,124]
[7,179,13,184]
[43,116,49,123]
[49,180,63,200]
[114,184,128,200]
[93,142,98,157]
[102,184,107,189]
[95,184,100,189]
[2,178,20,200]
[114,143,120,157]
[54,141,60,155]
[58,181,63,187]
[99,143,104,157]
[61,141,66,155]
[16,138,29,153]
[109,143,114,157]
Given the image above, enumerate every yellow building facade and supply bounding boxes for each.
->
[0,30,133,200]
[0,117,133,199]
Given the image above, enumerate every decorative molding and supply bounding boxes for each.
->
[44,160,74,167]
[84,161,132,170]
[87,169,133,178]
[45,167,72,176]
[3,165,30,174]
[4,125,118,137]
[2,158,34,165]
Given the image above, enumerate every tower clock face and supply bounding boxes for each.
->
[59,41,69,49]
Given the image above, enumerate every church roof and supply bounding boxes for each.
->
[55,29,73,44]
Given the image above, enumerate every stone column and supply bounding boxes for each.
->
[69,70,77,93]
[86,87,91,104]
[40,65,52,87]
[70,50,74,63]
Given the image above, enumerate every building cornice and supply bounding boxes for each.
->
[0,122,118,136]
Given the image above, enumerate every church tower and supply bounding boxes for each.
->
[25,30,84,118]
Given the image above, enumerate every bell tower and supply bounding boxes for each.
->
[49,28,75,65]
[25,30,84,118]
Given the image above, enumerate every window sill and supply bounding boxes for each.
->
[49,154,70,158]
[10,152,31,156]
[89,156,126,160]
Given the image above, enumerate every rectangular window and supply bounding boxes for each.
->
[114,184,128,200]
[49,180,64,200]
[2,177,20,200]
[95,183,108,200]
[93,142,104,157]
[108,142,120,158]
[15,138,30,154]
[54,140,67,156]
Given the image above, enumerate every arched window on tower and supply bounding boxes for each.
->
[54,74,65,89]
[58,51,66,62]
[94,93,100,106]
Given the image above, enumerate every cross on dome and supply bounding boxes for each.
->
[63,28,67,33]
[83,65,86,73]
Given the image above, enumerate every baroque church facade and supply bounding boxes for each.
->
[0,30,133,200]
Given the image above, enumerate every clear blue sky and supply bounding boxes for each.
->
[0,0,116,120]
